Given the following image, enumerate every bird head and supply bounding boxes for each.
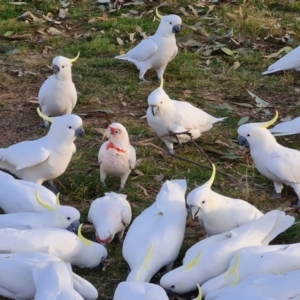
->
[187,165,216,217]
[95,229,114,245]
[35,189,81,232]
[238,111,278,148]
[102,122,130,149]
[77,224,108,269]
[160,251,202,294]
[51,52,80,78]
[37,108,85,142]
[156,8,182,37]
[147,78,171,117]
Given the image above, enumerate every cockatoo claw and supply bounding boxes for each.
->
[271,190,281,199]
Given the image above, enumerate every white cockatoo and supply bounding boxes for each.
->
[0,189,80,232]
[238,111,300,207]
[0,252,98,300]
[113,282,169,300]
[0,108,84,189]
[123,179,187,282]
[214,295,276,300]
[115,9,181,81]
[159,210,294,294]
[88,192,132,244]
[269,116,300,136]
[38,53,79,127]
[98,122,136,191]
[202,243,300,296]
[0,225,107,269]
[206,270,300,300]
[0,171,57,213]
[187,164,263,236]
[33,261,84,300]
[146,79,227,154]
[262,45,300,75]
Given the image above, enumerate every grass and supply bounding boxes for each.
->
[0,0,300,299]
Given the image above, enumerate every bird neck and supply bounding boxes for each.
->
[106,138,129,153]
[155,22,174,38]
[55,67,73,82]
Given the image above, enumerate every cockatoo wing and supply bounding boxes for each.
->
[0,142,50,170]
[262,45,300,75]
[170,46,178,62]
[98,142,107,164]
[120,200,132,226]
[129,146,136,169]
[266,152,300,183]
[269,117,300,136]
[118,38,158,63]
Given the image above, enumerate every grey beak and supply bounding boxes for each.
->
[189,205,200,220]
[75,126,85,137]
[92,258,106,270]
[66,220,80,234]
[172,24,181,33]
[237,135,249,147]
[52,65,60,74]
[151,105,159,117]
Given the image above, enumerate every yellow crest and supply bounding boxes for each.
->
[260,111,278,128]
[78,224,92,247]
[35,189,55,211]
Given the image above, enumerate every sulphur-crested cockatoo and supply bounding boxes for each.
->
[113,282,169,300]
[0,225,107,269]
[238,111,300,207]
[0,171,57,213]
[0,189,80,232]
[159,210,294,294]
[0,108,84,188]
[202,243,300,296]
[146,79,227,154]
[0,252,98,300]
[33,261,84,300]
[38,53,79,127]
[206,270,300,300]
[269,116,300,136]
[123,179,187,282]
[187,164,263,236]
[262,45,300,75]
[88,192,132,244]
[98,122,136,191]
[115,9,181,81]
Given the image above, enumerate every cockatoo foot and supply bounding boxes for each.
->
[271,190,281,199]
[40,121,49,128]
[118,186,124,192]
[168,149,175,155]
[100,181,108,189]
[42,180,58,194]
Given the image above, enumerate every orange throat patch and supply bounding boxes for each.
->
[106,141,126,153]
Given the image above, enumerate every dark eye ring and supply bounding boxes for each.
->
[67,217,70,220]
[202,201,205,204]
[170,22,172,25]
[171,285,175,288]
[62,66,65,68]
[115,130,119,134]
[160,102,162,104]
[69,126,72,129]
[247,134,250,137]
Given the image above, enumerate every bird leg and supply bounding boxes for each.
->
[165,262,174,272]
[271,182,283,199]
[42,180,58,194]
[40,120,50,128]
[115,230,125,244]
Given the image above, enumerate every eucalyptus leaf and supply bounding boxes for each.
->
[238,116,249,126]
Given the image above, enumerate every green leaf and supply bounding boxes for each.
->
[4,31,14,37]
[238,116,249,126]
[232,102,254,108]
[247,90,272,108]
[221,47,234,56]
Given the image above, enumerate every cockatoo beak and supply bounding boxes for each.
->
[95,234,112,245]
[92,258,106,269]
[151,105,159,116]
[52,65,60,74]
[189,205,200,219]
[66,219,80,234]
[237,135,249,147]
[172,24,181,33]
[75,126,85,137]
[103,128,112,140]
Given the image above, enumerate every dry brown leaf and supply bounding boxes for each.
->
[154,173,164,182]
[226,12,237,20]
[134,169,144,176]
[59,8,68,19]
[117,37,123,45]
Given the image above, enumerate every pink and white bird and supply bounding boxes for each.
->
[98,123,136,191]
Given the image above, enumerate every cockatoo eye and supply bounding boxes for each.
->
[171,285,175,288]
[67,217,71,220]
[69,126,72,129]
[169,22,172,25]
[114,130,120,135]
[247,133,251,137]
[160,101,162,104]
[202,201,205,204]
[62,66,65,68]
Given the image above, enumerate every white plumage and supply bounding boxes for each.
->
[88,192,132,244]
[0,226,107,269]
[0,252,98,300]
[146,84,226,154]
[115,10,181,81]
[159,210,294,294]
[123,179,187,282]
[187,164,263,236]
[0,110,84,185]
[262,45,300,75]
[202,244,300,296]
[238,112,300,207]
[269,116,300,136]
[113,282,169,300]
[38,53,79,127]
[98,122,136,191]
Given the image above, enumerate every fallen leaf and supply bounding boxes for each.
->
[5,49,20,55]
[117,37,123,45]
[226,12,237,19]
[59,8,68,19]
[238,116,249,126]
[264,46,292,59]
[232,102,254,108]
[247,90,272,108]
[128,32,136,43]
[154,173,164,182]
[134,169,144,176]
[232,60,240,70]
[221,47,234,56]
[47,27,62,35]
[9,1,27,4]
[4,31,14,37]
